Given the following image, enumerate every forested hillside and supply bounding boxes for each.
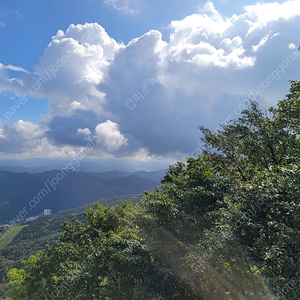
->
[0,170,159,224]
[6,80,300,299]
[0,195,140,299]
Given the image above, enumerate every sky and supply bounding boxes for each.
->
[0,0,299,170]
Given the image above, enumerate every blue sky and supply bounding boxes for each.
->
[0,0,299,169]
[0,0,205,68]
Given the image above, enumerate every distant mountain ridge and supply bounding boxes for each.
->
[0,170,163,225]
[92,169,166,181]
[0,158,168,173]
[0,166,47,173]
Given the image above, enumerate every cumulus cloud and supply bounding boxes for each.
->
[0,119,87,158]
[95,120,128,151]
[0,120,44,153]
[244,0,300,36]
[21,23,123,118]
[0,1,300,161]
[45,110,100,146]
[98,0,300,157]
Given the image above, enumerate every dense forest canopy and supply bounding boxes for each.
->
[6,79,300,299]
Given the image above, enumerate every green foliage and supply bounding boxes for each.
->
[0,195,138,291]
[7,77,300,299]
[197,83,300,298]
[0,284,12,300]
[7,203,199,299]
[275,80,300,133]
[142,156,269,299]
[143,157,226,241]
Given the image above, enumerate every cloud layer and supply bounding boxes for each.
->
[0,1,300,162]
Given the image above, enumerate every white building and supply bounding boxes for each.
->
[43,209,52,216]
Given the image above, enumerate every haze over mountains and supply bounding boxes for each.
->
[0,158,169,173]
[0,168,165,225]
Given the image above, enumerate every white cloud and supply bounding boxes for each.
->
[95,120,128,151]
[0,120,44,154]
[244,0,300,36]
[14,120,43,137]
[252,34,270,52]
[70,100,82,110]
[0,63,24,94]
[77,127,92,139]
[26,23,123,117]
[0,1,300,160]
[288,43,296,49]
[168,3,255,69]
[3,64,30,74]
[0,128,4,138]
[271,32,280,39]
[0,120,89,158]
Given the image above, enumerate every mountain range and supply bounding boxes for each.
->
[0,169,164,225]
[0,158,169,173]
